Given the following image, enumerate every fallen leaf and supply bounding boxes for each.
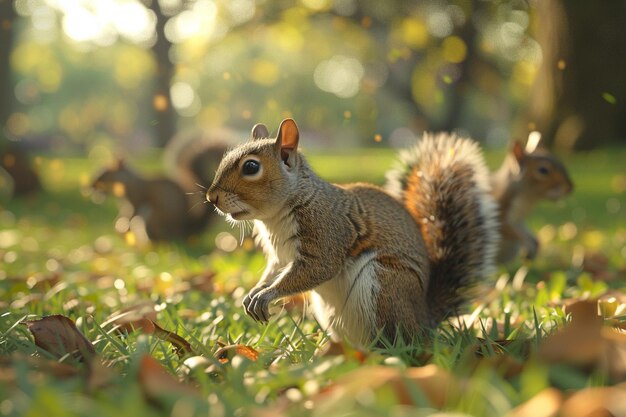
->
[317,340,369,364]
[188,271,216,293]
[24,315,96,361]
[505,388,562,417]
[138,354,200,405]
[305,364,459,411]
[150,321,194,357]
[215,344,260,364]
[538,300,603,365]
[560,386,626,417]
[103,303,194,357]
[539,300,626,382]
[582,252,613,281]
[0,353,80,385]
[103,301,158,328]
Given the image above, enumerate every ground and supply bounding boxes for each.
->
[0,147,625,417]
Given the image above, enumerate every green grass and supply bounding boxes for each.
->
[1,147,625,417]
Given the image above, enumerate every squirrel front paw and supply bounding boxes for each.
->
[524,236,539,260]
[243,287,277,322]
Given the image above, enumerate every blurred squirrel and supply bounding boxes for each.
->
[207,119,499,346]
[91,130,230,242]
[0,144,42,197]
[92,158,200,242]
[491,132,573,263]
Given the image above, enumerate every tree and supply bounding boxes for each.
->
[148,0,177,147]
[522,0,626,150]
[0,0,16,132]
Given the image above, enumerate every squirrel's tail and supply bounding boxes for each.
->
[164,129,233,236]
[386,132,499,323]
[164,128,232,192]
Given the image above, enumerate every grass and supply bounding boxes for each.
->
[0,146,625,417]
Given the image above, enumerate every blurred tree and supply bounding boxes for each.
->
[149,0,177,147]
[523,0,626,150]
[0,0,16,132]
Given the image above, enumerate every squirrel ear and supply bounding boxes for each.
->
[525,131,542,153]
[512,141,526,164]
[251,123,270,140]
[114,156,126,169]
[275,118,299,168]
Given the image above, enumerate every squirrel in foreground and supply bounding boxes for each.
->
[491,132,573,263]
[207,119,499,346]
[92,158,211,242]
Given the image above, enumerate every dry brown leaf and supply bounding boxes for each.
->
[24,315,96,361]
[188,271,216,293]
[582,252,613,281]
[103,301,158,328]
[215,344,260,364]
[138,354,200,404]
[560,386,626,417]
[505,388,562,417]
[86,357,116,392]
[317,340,369,364]
[539,300,626,382]
[305,364,459,411]
[150,321,194,357]
[0,353,80,385]
[538,300,603,365]
[601,328,626,381]
[104,303,194,357]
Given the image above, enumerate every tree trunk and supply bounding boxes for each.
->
[522,0,626,150]
[149,0,177,147]
[0,0,16,132]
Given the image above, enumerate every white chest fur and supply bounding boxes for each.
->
[254,207,381,347]
[253,207,299,269]
[311,252,381,347]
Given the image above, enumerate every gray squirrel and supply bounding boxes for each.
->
[91,129,231,242]
[206,119,499,346]
[491,132,573,263]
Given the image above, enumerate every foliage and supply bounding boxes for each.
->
[7,0,542,151]
[1,148,625,416]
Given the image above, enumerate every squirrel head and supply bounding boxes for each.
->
[91,157,136,197]
[510,139,574,200]
[207,118,301,222]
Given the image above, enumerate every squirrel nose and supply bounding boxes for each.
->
[206,188,218,205]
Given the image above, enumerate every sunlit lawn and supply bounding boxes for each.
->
[0,146,625,416]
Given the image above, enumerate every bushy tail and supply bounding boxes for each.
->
[386,132,499,323]
[164,128,233,192]
[164,128,233,236]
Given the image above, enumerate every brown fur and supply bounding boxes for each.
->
[491,142,573,263]
[207,120,498,346]
[92,159,207,242]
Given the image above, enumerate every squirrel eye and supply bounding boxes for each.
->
[242,159,261,176]
[537,166,550,175]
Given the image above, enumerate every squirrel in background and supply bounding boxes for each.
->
[91,130,229,242]
[491,132,573,263]
[207,119,499,346]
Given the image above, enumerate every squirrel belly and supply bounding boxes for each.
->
[207,120,499,347]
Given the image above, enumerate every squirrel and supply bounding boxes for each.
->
[491,132,573,263]
[1,144,41,197]
[206,119,499,346]
[91,130,229,242]
[91,158,211,242]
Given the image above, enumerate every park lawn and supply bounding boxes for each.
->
[0,146,625,417]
